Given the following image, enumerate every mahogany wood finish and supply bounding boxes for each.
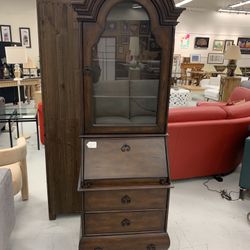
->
[79,233,170,250]
[84,138,167,180]
[80,0,180,134]
[84,189,168,211]
[85,210,166,235]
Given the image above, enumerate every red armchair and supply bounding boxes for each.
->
[168,86,250,180]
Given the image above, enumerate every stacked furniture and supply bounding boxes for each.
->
[37,0,184,232]
[168,86,250,180]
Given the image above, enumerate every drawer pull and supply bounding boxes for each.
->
[94,248,103,250]
[147,244,156,250]
[121,195,131,204]
[121,144,131,152]
[121,218,131,227]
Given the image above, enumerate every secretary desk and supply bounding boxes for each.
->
[37,1,183,247]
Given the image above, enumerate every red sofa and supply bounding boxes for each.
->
[168,86,250,180]
[38,102,44,145]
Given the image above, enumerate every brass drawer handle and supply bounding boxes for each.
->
[147,244,156,250]
[121,195,131,204]
[121,218,131,227]
[121,144,131,152]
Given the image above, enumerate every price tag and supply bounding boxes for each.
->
[86,141,97,149]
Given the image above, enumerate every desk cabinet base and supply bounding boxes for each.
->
[79,233,170,250]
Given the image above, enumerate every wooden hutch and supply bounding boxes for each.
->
[37,0,183,248]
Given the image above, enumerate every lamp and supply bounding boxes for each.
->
[235,66,243,76]
[5,46,28,79]
[5,46,28,136]
[224,45,241,77]
[129,37,140,66]
[202,64,216,73]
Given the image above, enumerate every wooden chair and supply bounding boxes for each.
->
[0,137,29,201]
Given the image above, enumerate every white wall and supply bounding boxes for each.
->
[175,8,250,67]
[0,0,39,66]
[1,2,250,68]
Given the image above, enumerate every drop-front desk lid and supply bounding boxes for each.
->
[79,136,169,190]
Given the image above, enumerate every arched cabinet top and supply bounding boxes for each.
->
[71,0,184,26]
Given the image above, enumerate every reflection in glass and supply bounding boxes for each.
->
[91,1,162,126]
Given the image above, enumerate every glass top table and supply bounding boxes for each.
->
[0,106,40,149]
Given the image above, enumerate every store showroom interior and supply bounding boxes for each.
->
[1,0,250,250]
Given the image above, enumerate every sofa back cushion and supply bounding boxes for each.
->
[229,87,250,102]
[221,101,250,119]
[168,106,227,123]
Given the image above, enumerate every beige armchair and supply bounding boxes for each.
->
[0,137,29,201]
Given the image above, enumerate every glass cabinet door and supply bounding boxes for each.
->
[84,1,167,133]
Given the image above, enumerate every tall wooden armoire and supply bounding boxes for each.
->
[37,2,183,239]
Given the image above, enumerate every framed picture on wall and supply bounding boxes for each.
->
[139,21,149,34]
[237,37,250,54]
[224,40,234,52]
[0,25,12,42]
[194,37,210,49]
[213,40,225,52]
[121,21,129,34]
[207,53,224,64]
[190,54,201,63]
[19,27,31,48]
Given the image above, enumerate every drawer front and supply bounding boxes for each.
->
[79,233,170,250]
[85,189,168,211]
[85,211,165,235]
[84,137,167,180]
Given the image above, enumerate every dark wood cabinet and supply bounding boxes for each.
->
[37,1,183,248]
[73,1,183,249]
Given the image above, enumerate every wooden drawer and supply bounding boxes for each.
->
[85,188,168,211]
[83,137,167,180]
[85,210,165,235]
[79,233,170,250]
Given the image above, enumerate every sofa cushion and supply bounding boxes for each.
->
[168,106,227,123]
[229,87,250,102]
[220,101,250,119]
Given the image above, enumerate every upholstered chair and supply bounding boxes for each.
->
[0,137,29,200]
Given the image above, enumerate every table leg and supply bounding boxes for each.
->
[8,120,13,147]
[16,120,20,138]
[36,114,40,150]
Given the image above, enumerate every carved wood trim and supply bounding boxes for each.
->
[71,0,184,26]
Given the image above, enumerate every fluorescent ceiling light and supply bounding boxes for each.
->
[218,8,250,14]
[176,0,193,7]
[132,4,142,9]
[230,1,250,8]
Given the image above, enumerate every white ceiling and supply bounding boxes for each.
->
[174,0,250,11]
